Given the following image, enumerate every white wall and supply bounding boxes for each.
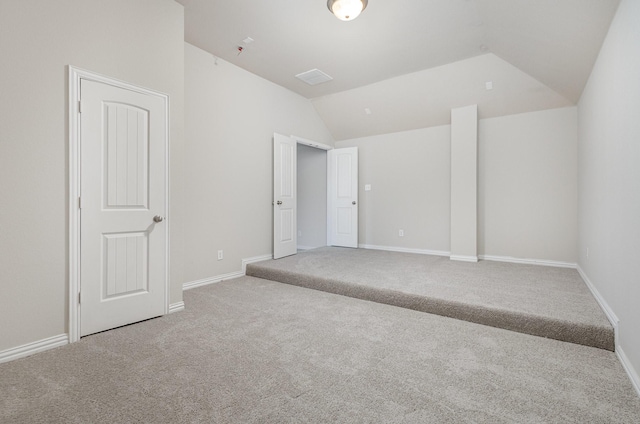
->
[297,145,327,250]
[336,107,577,262]
[336,126,452,253]
[0,0,185,352]
[479,107,578,263]
[578,0,640,385]
[184,43,333,283]
[313,53,572,141]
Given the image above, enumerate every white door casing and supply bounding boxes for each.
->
[328,147,358,248]
[69,68,169,340]
[273,133,297,259]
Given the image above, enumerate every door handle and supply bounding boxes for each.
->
[352,201,356,205]
[277,200,283,205]
[153,215,164,223]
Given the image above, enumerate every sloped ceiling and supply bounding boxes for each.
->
[313,53,573,140]
[177,0,620,140]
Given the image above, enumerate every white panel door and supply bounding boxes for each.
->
[328,147,358,248]
[273,133,297,259]
[80,79,167,337]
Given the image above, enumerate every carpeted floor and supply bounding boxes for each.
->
[1,277,639,423]
[246,247,614,350]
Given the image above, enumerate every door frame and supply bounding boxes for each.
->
[289,136,361,249]
[68,66,170,343]
[292,136,332,250]
[292,135,333,249]
[292,135,332,152]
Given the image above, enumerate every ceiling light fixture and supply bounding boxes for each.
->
[327,0,368,21]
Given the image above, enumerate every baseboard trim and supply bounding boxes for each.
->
[168,301,185,314]
[576,265,619,330]
[242,254,272,274]
[297,245,320,251]
[575,266,640,397]
[0,334,68,364]
[183,271,244,291]
[479,254,576,269]
[183,254,273,291]
[450,255,479,263]
[616,345,640,398]
[359,244,450,257]
[356,246,575,269]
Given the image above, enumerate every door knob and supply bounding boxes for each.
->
[277,200,283,205]
[153,215,164,223]
[352,201,357,205]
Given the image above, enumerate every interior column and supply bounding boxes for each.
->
[450,104,478,262]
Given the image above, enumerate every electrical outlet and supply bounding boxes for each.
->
[297,230,302,237]
[586,247,589,258]
[399,229,404,237]
[217,250,223,260]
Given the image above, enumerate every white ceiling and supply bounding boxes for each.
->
[177,0,620,140]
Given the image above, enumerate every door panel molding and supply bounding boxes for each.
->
[68,66,170,343]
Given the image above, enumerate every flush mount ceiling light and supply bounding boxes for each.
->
[327,0,368,21]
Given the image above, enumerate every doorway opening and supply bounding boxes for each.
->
[297,143,327,251]
[273,133,358,259]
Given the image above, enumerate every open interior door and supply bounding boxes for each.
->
[328,147,358,248]
[273,133,297,259]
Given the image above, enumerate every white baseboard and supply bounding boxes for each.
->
[242,254,272,273]
[356,245,575,270]
[359,244,450,257]
[168,301,185,314]
[576,265,619,330]
[576,266,640,398]
[183,253,272,291]
[450,255,479,263]
[297,245,320,251]
[617,345,640,398]
[479,254,576,269]
[0,334,68,364]
[183,271,244,291]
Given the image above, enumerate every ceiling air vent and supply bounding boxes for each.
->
[295,69,333,86]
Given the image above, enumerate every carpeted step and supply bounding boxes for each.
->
[246,260,615,351]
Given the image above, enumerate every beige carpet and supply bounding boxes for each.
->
[1,277,639,423]
[247,247,614,350]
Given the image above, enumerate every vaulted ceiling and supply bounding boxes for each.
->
[177,0,620,140]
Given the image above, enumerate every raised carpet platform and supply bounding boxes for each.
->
[246,247,614,351]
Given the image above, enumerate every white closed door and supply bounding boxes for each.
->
[80,79,167,337]
[273,133,297,259]
[328,147,358,248]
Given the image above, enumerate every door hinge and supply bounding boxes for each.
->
[78,196,82,209]
[78,100,82,113]
[78,292,81,304]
